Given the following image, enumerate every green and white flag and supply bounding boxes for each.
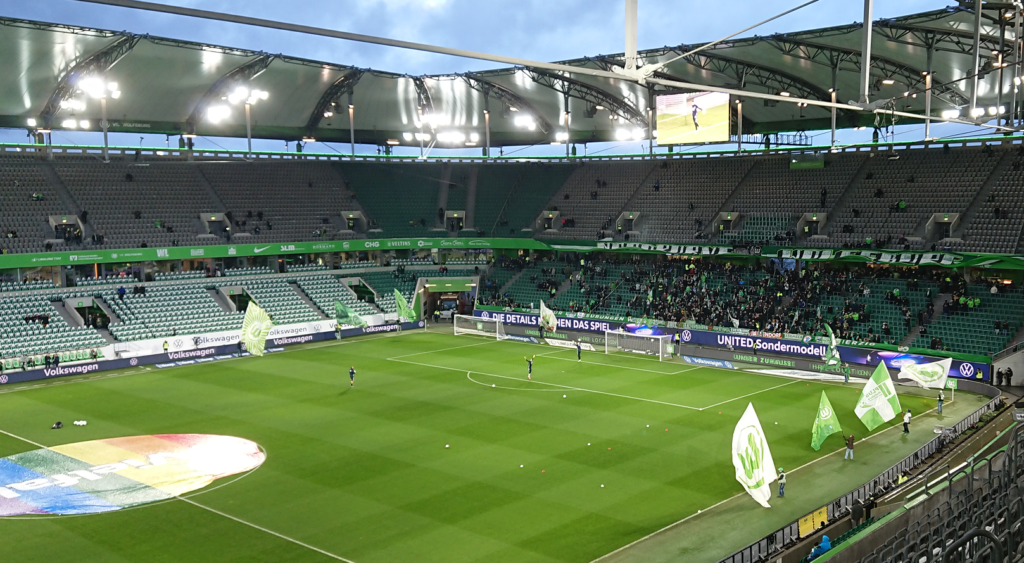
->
[811,391,843,451]
[539,301,557,333]
[732,402,777,508]
[241,303,274,357]
[898,358,951,389]
[394,289,414,321]
[823,324,841,367]
[855,363,902,431]
[334,300,368,328]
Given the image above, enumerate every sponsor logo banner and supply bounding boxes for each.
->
[0,434,265,516]
[681,356,736,369]
[544,339,597,351]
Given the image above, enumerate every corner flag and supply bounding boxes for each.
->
[732,402,777,508]
[855,363,902,431]
[539,301,557,333]
[811,391,843,451]
[241,303,274,357]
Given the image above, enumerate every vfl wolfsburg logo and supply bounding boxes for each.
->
[241,304,274,356]
[819,406,833,419]
[734,425,767,489]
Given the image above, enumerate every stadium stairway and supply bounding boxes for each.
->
[40,161,84,217]
[816,156,876,240]
[548,272,580,305]
[93,297,122,325]
[50,300,83,328]
[288,282,329,320]
[950,150,1014,240]
[709,160,763,241]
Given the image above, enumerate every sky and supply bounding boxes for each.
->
[0,0,991,155]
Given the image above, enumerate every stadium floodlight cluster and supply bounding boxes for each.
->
[605,330,672,361]
[453,314,507,340]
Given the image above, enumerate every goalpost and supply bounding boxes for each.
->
[605,330,672,361]
[454,314,507,340]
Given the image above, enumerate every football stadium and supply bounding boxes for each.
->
[2,1,1024,562]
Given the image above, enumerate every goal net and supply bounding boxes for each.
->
[454,314,507,340]
[605,330,672,361]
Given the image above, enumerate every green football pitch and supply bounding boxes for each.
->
[0,328,986,563]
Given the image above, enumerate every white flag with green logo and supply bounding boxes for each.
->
[732,402,777,508]
[539,301,557,333]
[241,303,274,357]
[855,363,902,431]
[823,324,841,367]
[394,289,414,321]
[898,358,951,389]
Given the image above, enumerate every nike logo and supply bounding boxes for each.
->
[254,246,271,253]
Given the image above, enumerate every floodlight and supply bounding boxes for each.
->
[881,78,896,85]
[403,132,414,141]
[615,129,631,141]
[79,76,106,99]
[631,128,645,141]
[469,132,480,143]
[437,131,466,143]
[228,86,249,104]
[324,110,334,118]
[414,132,431,142]
[61,119,77,129]
[970,107,986,118]
[302,137,316,143]
[594,105,605,110]
[26,118,36,127]
[778,91,791,97]
[555,132,569,141]
[988,106,999,116]
[79,120,90,129]
[207,104,231,123]
[513,115,535,129]
[386,139,400,145]
[652,130,658,138]
[940,109,960,120]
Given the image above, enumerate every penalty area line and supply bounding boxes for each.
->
[0,428,356,563]
[389,358,701,410]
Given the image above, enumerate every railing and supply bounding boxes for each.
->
[2,133,1023,165]
[716,393,1004,563]
[993,340,1024,362]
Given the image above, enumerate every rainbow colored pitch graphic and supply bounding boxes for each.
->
[0,434,265,516]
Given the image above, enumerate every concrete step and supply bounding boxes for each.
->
[50,300,83,328]
[93,297,122,325]
[96,327,118,344]
[289,282,329,320]
[206,288,236,313]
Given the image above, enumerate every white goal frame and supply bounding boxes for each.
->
[454,314,507,340]
[604,330,672,361]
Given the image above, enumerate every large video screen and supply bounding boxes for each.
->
[656,91,730,145]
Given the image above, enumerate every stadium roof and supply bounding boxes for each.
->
[0,3,1020,148]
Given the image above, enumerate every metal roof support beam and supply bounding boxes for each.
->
[521,68,648,128]
[971,0,982,111]
[305,69,364,133]
[874,23,1002,56]
[38,34,139,128]
[764,36,966,106]
[860,0,874,104]
[669,52,834,105]
[411,76,434,117]
[460,74,553,134]
[185,53,274,133]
